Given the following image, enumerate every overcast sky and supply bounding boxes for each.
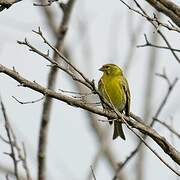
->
[0,0,180,180]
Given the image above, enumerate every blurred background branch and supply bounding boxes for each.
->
[0,97,31,180]
[37,1,75,180]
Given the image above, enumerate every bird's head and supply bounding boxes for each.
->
[99,64,123,76]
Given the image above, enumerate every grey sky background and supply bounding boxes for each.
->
[0,0,180,180]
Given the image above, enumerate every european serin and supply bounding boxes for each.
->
[98,64,130,140]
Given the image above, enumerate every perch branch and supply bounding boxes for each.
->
[1,64,180,168]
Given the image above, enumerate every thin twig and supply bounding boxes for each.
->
[0,96,32,180]
[90,165,97,180]
[125,122,180,176]
[86,149,102,180]
[120,0,180,63]
[134,0,180,63]
[32,27,94,89]
[0,97,19,180]
[58,89,92,96]
[0,134,9,144]
[17,38,92,89]
[114,120,180,178]
[119,0,180,33]
[170,118,180,180]
[137,34,180,52]
[22,143,31,180]
[12,96,44,105]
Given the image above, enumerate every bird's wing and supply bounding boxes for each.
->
[122,77,131,116]
[98,78,105,99]
[98,78,113,124]
[98,78,103,93]
[98,78,106,106]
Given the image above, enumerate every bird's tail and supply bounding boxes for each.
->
[113,121,125,140]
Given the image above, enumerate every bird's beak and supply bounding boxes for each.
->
[99,66,104,72]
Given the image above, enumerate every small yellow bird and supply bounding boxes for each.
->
[98,64,130,140]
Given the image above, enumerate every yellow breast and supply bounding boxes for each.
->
[99,75,126,112]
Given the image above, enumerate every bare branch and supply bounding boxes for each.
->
[137,34,180,52]
[119,0,180,33]
[120,0,180,63]
[1,64,180,168]
[32,27,94,88]
[125,121,180,176]
[0,97,20,180]
[12,96,44,105]
[145,0,180,28]
[17,38,91,89]
[0,97,32,180]
[134,0,180,63]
